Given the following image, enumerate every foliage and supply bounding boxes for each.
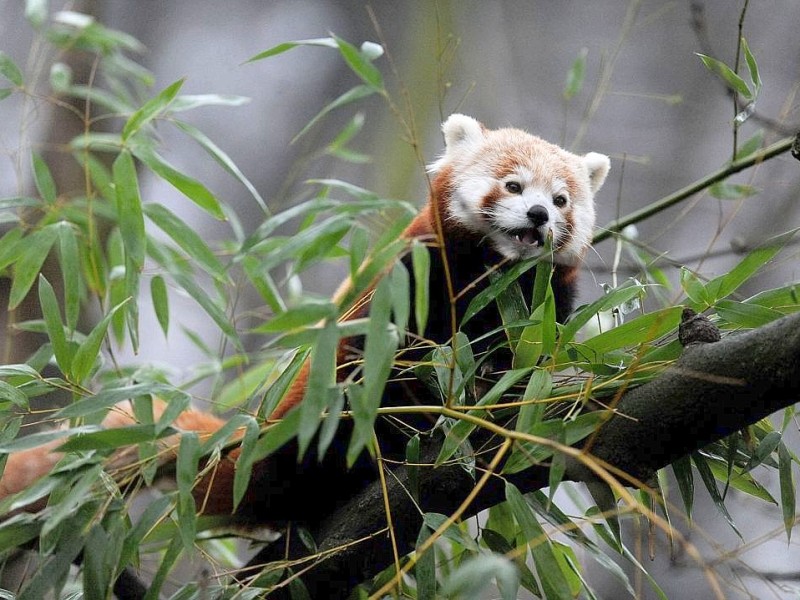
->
[0,5,798,600]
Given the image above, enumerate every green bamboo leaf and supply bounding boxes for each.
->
[560,281,646,345]
[436,368,532,467]
[291,85,375,144]
[715,299,782,328]
[0,228,23,272]
[9,225,59,309]
[146,535,182,599]
[707,182,758,200]
[0,52,23,86]
[170,94,250,112]
[415,523,437,599]
[559,307,682,363]
[71,298,129,383]
[515,369,553,434]
[242,256,285,313]
[150,274,169,336]
[348,276,399,464]
[741,37,761,94]
[176,433,199,550]
[57,222,81,331]
[442,554,520,600]
[680,267,710,307]
[506,483,573,600]
[232,417,261,511]
[31,152,57,204]
[173,119,267,213]
[503,413,605,474]
[122,78,184,140]
[0,88,12,101]
[704,458,775,504]
[57,424,161,452]
[84,520,125,600]
[144,203,227,281]
[148,240,240,347]
[298,319,339,456]
[113,150,146,269]
[38,275,72,374]
[461,258,538,326]
[54,382,169,420]
[563,47,588,101]
[778,442,796,541]
[692,453,742,539]
[0,380,28,408]
[133,145,225,220]
[255,302,336,334]
[257,350,308,419]
[734,131,764,160]
[696,53,752,99]
[705,230,796,302]
[389,260,410,338]
[333,35,383,90]
[244,37,338,64]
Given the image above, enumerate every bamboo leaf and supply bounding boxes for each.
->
[122,78,184,140]
[705,230,795,302]
[57,222,81,331]
[778,442,796,541]
[144,203,227,281]
[741,37,761,94]
[31,152,57,204]
[298,319,339,456]
[244,37,339,64]
[696,53,752,100]
[71,299,129,383]
[9,225,59,309]
[176,433,199,550]
[113,150,146,269]
[255,302,336,334]
[38,275,72,374]
[232,417,261,511]
[173,119,267,212]
[436,368,532,466]
[0,52,23,86]
[715,299,782,328]
[348,276,398,464]
[292,85,375,144]
[563,47,588,101]
[333,36,383,90]
[133,145,225,220]
[692,453,742,539]
[0,380,28,408]
[507,483,573,600]
[150,274,169,336]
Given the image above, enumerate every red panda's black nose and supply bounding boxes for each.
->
[527,205,549,227]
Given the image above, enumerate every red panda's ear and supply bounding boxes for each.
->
[441,114,486,153]
[583,152,611,194]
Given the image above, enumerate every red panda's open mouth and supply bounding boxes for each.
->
[507,227,546,247]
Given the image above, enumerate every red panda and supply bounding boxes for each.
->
[0,114,609,527]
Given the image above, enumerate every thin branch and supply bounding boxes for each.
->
[593,135,795,244]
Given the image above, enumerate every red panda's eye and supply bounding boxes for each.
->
[553,194,568,208]
[505,181,523,194]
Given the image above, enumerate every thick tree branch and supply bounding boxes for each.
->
[267,311,800,597]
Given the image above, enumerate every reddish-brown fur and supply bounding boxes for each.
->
[1,117,602,521]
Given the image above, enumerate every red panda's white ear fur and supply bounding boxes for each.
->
[583,152,611,194]
[429,114,486,173]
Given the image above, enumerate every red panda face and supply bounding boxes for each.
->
[429,114,610,263]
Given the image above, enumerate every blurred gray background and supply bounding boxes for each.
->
[1,1,799,598]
